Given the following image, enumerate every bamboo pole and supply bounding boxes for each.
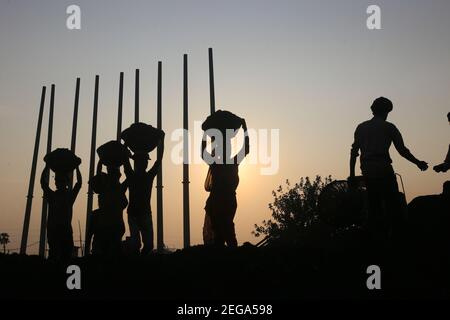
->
[208,48,216,114]
[84,75,99,255]
[78,220,83,257]
[208,48,217,156]
[20,86,46,254]
[70,78,80,153]
[117,72,124,140]
[156,61,164,251]
[68,78,81,249]
[38,84,55,257]
[135,69,139,123]
[182,54,190,248]
[69,78,80,190]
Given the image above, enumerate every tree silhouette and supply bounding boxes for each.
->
[253,176,333,246]
[0,233,10,254]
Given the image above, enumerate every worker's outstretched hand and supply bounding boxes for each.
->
[416,160,428,171]
[433,163,449,173]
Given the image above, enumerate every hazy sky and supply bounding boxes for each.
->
[0,0,449,253]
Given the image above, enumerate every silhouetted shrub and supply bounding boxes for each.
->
[253,175,333,247]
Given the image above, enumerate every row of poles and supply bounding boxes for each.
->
[20,48,217,256]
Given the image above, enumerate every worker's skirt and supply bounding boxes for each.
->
[204,192,238,247]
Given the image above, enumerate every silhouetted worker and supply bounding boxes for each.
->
[40,165,82,261]
[407,181,450,249]
[124,136,164,255]
[349,97,428,243]
[202,118,250,247]
[202,136,216,245]
[433,112,450,173]
[92,162,128,257]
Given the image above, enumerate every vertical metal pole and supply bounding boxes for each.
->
[78,220,83,257]
[69,78,80,190]
[117,72,124,140]
[135,69,139,123]
[156,61,164,251]
[208,48,216,114]
[20,86,46,254]
[70,78,80,153]
[39,84,55,258]
[208,49,218,158]
[68,78,81,249]
[84,75,99,255]
[182,54,190,248]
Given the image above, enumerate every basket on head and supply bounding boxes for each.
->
[44,148,81,174]
[97,140,130,167]
[88,172,108,194]
[202,110,242,138]
[120,122,164,154]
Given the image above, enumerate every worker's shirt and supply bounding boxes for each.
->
[210,163,239,195]
[351,117,411,174]
[98,177,128,215]
[126,167,158,217]
[44,184,80,231]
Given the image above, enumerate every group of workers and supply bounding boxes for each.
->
[39,116,250,261]
[38,97,448,260]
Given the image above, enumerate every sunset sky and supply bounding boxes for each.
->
[0,0,449,253]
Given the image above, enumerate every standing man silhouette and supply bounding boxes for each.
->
[124,136,164,255]
[433,112,450,173]
[349,97,428,243]
[92,161,128,256]
[41,165,82,261]
[202,118,250,247]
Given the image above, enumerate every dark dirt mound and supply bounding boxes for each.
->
[1,241,449,300]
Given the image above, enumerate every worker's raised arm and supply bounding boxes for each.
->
[40,165,52,195]
[73,166,82,196]
[96,159,103,175]
[234,119,250,165]
[201,132,214,164]
[123,156,134,178]
[149,136,165,176]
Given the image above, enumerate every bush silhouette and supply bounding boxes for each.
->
[253,175,334,247]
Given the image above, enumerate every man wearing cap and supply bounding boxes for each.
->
[349,97,428,243]
[433,112,450,173]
